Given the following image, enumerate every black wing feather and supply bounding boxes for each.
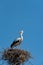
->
[10,40,19,48]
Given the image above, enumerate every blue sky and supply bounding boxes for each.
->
[0,0,43,65]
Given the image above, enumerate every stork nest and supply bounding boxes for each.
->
[2,48,32,65]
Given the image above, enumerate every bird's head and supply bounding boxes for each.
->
[19,30,24,35]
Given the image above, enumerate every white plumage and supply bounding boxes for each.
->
[10,30,24,48]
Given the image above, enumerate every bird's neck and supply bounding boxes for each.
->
[20,34,23,40]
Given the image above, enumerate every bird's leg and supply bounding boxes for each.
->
[16,45,20,49]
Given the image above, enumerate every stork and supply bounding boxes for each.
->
[10,30,24,48]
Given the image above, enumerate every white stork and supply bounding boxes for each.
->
[10,30,24,48]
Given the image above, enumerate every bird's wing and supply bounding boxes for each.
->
[10,40,19,48]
